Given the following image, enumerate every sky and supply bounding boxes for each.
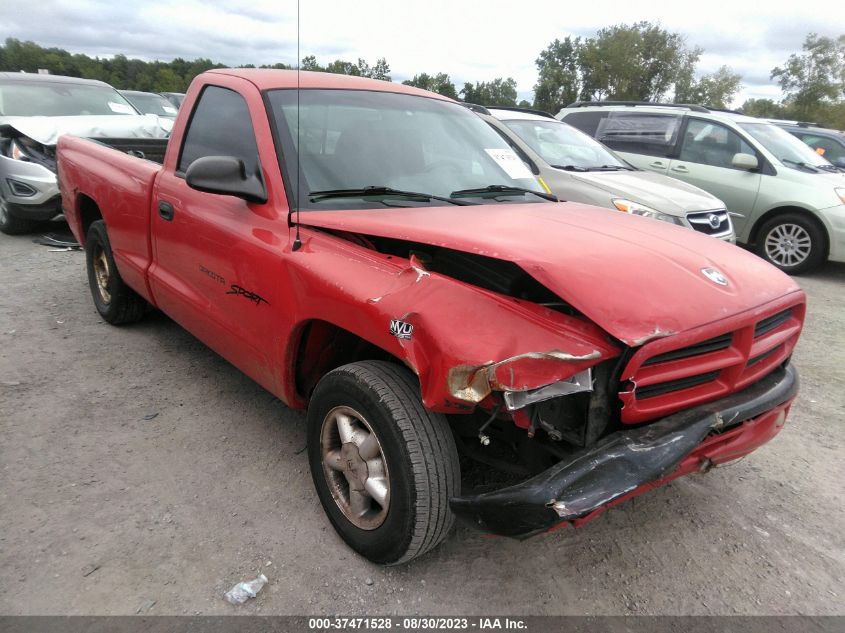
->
[1,0,844,106]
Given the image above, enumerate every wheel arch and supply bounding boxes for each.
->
[75,193,103,246]
[748,205,830,258]
[287,318,416,407]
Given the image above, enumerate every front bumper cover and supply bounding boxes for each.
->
[450,362,798,537]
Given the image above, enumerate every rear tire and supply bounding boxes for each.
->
[755,213,826,274]
[85,220,147,324]
[0,195,39,235]
[307,361,460,565]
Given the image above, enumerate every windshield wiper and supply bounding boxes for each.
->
[450,185,558,202]
[780,158,822,173]
[309,186,471,205]
[586,164,632,171]
[550,164,588,172]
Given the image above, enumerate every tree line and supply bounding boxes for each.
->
[1,25,843,128]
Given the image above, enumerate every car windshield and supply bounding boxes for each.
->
[739,122,833,171]
[502,118,627,169]
[121,92,178,117]
[0,80,138,117]
[266,89,546,209]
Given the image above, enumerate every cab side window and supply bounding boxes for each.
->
[678,119,755,169]
[178,86,259,174]
[595,112,681,157]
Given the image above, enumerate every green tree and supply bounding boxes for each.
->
[578,22,701,101]
[674,65,742,108]
[402,72,458,98]
[533,36,582,113]
[367,57,391,81]
[771,33,845,121]
[300,55,321,71]
[460,78,517,106]
[325,59,360,75]
[740,98,786,119]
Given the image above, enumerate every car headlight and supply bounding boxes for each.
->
[612,198,683,225]
[836,188,845,204]
[8,139,29,161]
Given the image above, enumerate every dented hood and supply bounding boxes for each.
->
[0,114,172,146]
[299,202,802,345]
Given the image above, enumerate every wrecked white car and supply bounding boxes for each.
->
[0,72,171,234]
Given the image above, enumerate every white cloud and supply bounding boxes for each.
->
[2,0,844,106]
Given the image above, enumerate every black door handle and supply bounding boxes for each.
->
[158,201,174,221]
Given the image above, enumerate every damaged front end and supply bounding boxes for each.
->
[450,362,798,537]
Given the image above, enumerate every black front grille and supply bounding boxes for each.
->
[747,345,782,368]
[687,210,730,235]
[636,370,721,399]
[642,332,733,366]
[754,309,792,338]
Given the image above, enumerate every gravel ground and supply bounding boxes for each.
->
[1,226,843,616]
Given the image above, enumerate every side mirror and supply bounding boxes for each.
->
[731,152,759,171]
[185,156,267,204]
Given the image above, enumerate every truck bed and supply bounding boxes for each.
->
[92,137,169,165]
[58,134,162,298]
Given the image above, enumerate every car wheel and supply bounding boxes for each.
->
[85,220,147,324]
[756,213,826,274]
[0,194,39,235]
[307,361,460,565]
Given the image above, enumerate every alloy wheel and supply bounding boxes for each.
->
[92,245,112,303]
[320,405,390,530]
[764,223,812,267]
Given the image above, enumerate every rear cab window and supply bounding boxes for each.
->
[595,111,682,157]
[178,85,260,174]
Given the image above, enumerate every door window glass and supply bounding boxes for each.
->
[678,119,755,169]
[560,111,608,137]
[178,86,259,173]
[595,112,681,157]
[797,134,845,163]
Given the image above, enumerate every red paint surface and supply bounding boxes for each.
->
[58,69,805,500]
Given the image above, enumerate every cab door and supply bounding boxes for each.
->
[148,78,292,395]
[667,118,762,234]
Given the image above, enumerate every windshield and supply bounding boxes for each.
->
[121,92,178,117]
[266,89,545,209]
[0,81,138,117]
[739,122,833,171]
[502,118,627,169]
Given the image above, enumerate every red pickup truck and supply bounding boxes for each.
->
[57,69,804,565]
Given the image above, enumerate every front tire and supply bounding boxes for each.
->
[755,213,826,274]
[307,361,460,565]
[85,220,147,324]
